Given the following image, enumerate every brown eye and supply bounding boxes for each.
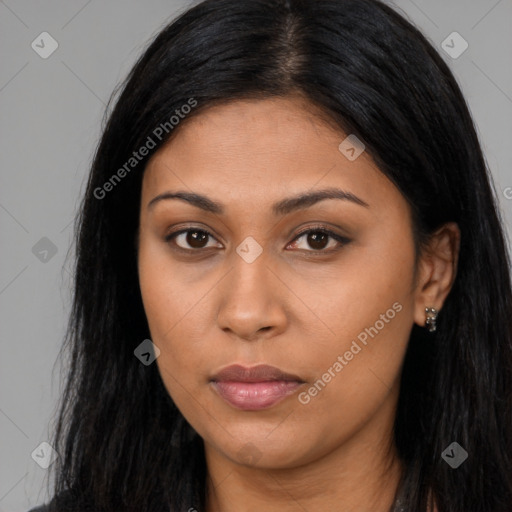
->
[166,229,222,251]
[288,228,349,252]
[305,231,329,250]
[185,230,209,248]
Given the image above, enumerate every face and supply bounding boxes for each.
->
[137,96,421,470]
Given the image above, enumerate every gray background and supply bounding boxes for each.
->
[1,1,511,510]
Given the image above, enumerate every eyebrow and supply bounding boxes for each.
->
[147,187,369,215]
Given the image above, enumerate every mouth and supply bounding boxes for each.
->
[210,364,306,411]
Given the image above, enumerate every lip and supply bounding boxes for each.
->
[211,364,304,383]
[210,364,305,411]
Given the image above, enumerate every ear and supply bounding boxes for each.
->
[413,222,461,328]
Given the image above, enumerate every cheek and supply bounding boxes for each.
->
[137,238,201,370]
[137,235,225,418]
[296,301,412,438]
[290,229,416,417]
[284,223,415,350]
[138,273,203,417]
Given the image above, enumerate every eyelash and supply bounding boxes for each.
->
[164,225,350,254]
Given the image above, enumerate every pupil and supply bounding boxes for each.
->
[308,232,328,250]
[187,230,208,248]
[183,231,329,250]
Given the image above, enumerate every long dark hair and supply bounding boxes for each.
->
[45,0,512,510]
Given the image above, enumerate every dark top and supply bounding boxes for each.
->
[27,490,78,512]
[28,506,50,512]
[28,493,407,511]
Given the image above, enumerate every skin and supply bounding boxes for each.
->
[137,95,459,512]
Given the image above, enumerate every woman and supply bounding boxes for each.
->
[29,0,512,510]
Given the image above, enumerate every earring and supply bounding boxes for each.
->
[425,307,438,332]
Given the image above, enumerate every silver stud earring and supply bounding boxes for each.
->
[425,307,438,332]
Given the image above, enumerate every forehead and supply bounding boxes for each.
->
[141,96,404,218]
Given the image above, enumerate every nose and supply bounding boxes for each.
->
[215,251,288,342]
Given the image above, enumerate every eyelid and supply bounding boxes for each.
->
[164,224,350,253]
[288,225,350,251]
[165,226,223,251]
